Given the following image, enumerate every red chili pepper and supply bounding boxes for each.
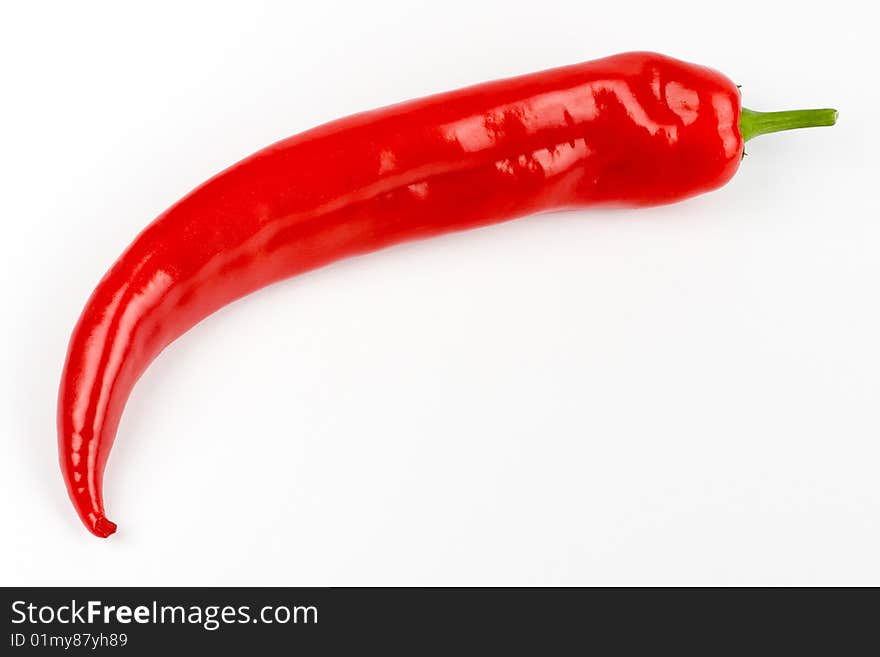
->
[58,52,837,537]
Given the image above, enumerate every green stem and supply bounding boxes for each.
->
[740,107,838,142]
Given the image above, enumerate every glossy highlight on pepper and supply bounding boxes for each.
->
[58,51,837,537]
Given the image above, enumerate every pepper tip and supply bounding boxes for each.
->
[93,516,118,538]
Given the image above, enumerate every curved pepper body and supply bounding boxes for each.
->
[59,52,742,537]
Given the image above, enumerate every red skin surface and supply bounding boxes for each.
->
[58,52,743,537]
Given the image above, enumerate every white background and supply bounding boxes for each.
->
[1,0,878,586]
